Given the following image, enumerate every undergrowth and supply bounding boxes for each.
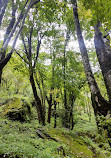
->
[0,109,111,158]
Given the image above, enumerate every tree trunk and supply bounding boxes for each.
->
[69,91,75,130]
[47,93,52,123]
[0,48,5,84]
[29,70,45,125]
[63,30,70,128]
[94,21,111,101]
[47,43,55,124]
[47,103,52,123]
[0,69,2,85]
[35,69,49,124]
[72,0,111,118]
[54,100,57,128]
[0,0,9,27]
[85,90,92,122]
[0,1,17,85]
[3,0,17,45]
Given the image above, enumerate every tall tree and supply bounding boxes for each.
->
[94,22,111,101]
[63,30,70,128]
[80,0,111,102]
[15,11,46,124]
[71,0,111,120]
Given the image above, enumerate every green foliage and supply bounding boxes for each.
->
[69,112,111,158]
[0,101,111,158]
[1,54,32,99]
[1,1,111,157]
[0,119,61,158]
[0,117,106,158]
[80,0,111,31]
[37,0,61,23]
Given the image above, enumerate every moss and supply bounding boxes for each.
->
[1,98,31,122]
[44,128,97,158]
[0,117,110,158]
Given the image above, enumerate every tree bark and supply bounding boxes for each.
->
[72,0,111,117]
[94,21,111,101]
[3,0,29,50]
[29,70,45,125]
[35,69,51,124]
[20,18,45,125]
[0,0,9,27]
[69,91,75,130]
[47,93,53,123]
[54,100,57,128]
[3,0,17,45]
[0,69,2,85]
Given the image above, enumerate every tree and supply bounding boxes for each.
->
[80,0,111,102]
[62,29,70,128]
[15,12,46,124]
[13,0,61,125]
[94,22,111,101]
[71,0,111,122]
[0,0,40,84]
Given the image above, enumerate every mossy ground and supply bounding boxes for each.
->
[0,115,110,158]
[0,99,110,158]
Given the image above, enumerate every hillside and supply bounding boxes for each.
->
[0,116,110,158]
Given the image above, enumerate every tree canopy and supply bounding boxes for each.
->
[1,0,111,155]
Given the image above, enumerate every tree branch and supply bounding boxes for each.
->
[33,34,44,68]
[14,49,29,64]
[3,0,17,45]
[0,51,13,71]
[20,33,28,56]
[0,0,9,27]
[3,0,29,49]
[0,0,33,70]
[28,26,33,61]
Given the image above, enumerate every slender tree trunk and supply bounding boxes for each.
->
[85,90,92,122]
[47,93,53,123]
[64,89,68,127]
[69,91,75,130]
[54,100,57,128]
[47,103,52,123]
[63,30,70,128]
[0,0,17,84]
[94,21,111,101]
[72,0,111,118]
[34,71,44,103]
[0,49,5,84]
[47,63,54,123]
[0,69,2,85]
[0,0,9,27]
[35,69,47,124]
[29,70,45,125]
[63,37,67,120]
[3,0,17,45]
[47,45,55,124]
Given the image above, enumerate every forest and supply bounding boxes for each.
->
[0,0,111,157]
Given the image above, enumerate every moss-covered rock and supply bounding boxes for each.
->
[1,97,31,122]
[44,127,102,158]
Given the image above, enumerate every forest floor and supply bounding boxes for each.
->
[0,114,111,158]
